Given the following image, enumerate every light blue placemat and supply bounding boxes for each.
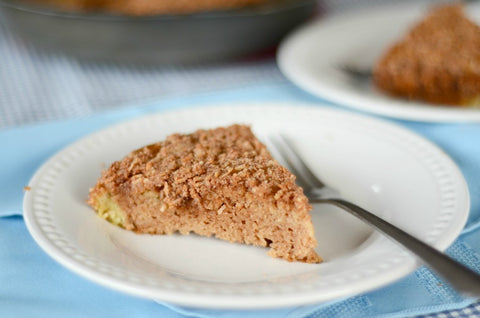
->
[1,82,480,318]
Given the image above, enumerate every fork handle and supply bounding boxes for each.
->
[313,198,480,298]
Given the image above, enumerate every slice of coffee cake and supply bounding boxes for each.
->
[373,3,480,106]
[88,125,321,263]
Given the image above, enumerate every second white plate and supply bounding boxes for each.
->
[278,3,480,122]
[23,103,469,309]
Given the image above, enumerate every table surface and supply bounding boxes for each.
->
[1,0,479,317]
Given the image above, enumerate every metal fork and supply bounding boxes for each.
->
[271,135,480,298]
[337,64,372,81]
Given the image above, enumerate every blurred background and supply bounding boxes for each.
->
[0,0,441,128]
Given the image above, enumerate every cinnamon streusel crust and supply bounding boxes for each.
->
[88,125,321,263]
[373,3,480,106]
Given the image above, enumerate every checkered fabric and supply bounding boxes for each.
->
[420,302,480,318]
[0,21,284,128]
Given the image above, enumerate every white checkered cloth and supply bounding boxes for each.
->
[420,302,480,318]
[0,19,285,128]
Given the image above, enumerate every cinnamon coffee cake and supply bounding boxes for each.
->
[373,4,480,106]
[88,125,321,263]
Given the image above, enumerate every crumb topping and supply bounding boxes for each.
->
[99,125,306,212]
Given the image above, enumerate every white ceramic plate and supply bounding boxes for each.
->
[24,103,470,309]
[278,3,480,122]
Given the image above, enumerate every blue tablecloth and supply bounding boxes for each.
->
[1,82,480,318]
